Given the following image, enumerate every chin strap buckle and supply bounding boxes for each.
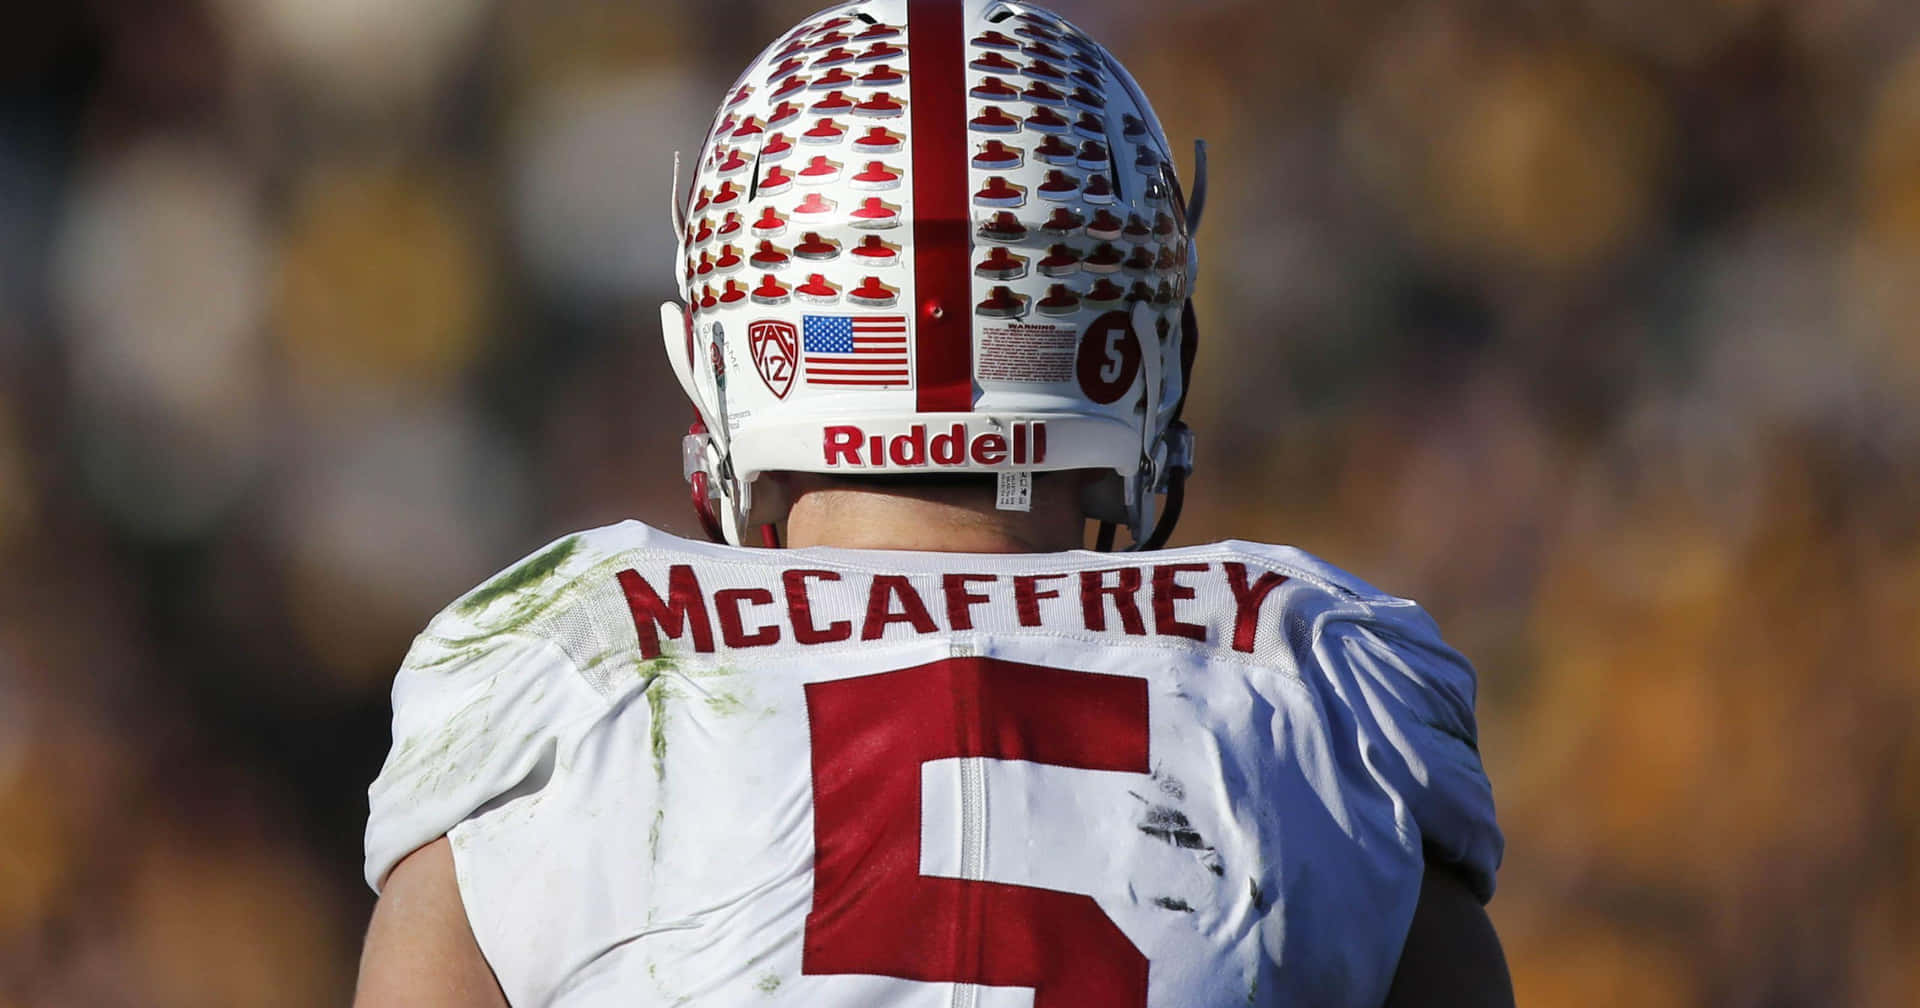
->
[683,429,714,487]
[683,422,728,544]
[1154,421,1195,492]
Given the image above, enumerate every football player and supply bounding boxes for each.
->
[355,2,1511,1005]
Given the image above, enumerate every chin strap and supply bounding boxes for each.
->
[1137,468,1186,551]
[1186,139,1208,235]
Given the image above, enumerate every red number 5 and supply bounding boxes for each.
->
[803,657,1151,1005]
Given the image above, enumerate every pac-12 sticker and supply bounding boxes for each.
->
[1075,310,1141,404]
[749,319,798,399]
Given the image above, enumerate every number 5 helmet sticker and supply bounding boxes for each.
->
[1076,310,1140,405]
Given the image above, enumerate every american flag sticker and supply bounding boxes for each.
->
[802,314,910,387]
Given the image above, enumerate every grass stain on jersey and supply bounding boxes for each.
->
[398,673,505,799]
[756,974,781,994]
[648,672,674,777]
[403,536,603,679]
[1152,896,1195,913]
[705,689,749,717]
[646,674,673,872]
[655,659,768,720]
[645,961,687,1005]
[456,535,581,616]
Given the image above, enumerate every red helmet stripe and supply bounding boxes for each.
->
[908,0,973,412]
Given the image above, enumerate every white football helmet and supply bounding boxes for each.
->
[661,0,1204,548]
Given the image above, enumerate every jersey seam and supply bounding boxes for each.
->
[616,628,1310,683]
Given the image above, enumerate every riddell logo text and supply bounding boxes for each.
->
[823,422,1048,468]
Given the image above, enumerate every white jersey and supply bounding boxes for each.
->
[365,521,1501,1007]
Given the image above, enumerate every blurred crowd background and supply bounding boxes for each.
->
[0,0,1915,1004]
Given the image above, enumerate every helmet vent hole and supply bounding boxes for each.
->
[853,11,877,24]
[986,4,1017,23]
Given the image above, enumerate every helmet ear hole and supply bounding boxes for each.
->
[1080,470,1128,524]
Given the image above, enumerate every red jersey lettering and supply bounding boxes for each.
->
[1225,562,1289,653]
[1151,563,1209,642]
[619,565,716,659]
[1080,568,1146,637]
[862,574,940,639]
[784,569,853,644]
[715,586,781,648]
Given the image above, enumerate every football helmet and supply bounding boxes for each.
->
[661,0,1203,548]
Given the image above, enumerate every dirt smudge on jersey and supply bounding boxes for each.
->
[1152,896,1196,913]
[1136,802,1198,848]
[1138,804,1207,849]
[756,974,781,993]
[1132,796,1226,876]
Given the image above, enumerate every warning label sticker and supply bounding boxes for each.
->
[977,322,1078,384]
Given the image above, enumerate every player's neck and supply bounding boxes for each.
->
[779,477,1085,554]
